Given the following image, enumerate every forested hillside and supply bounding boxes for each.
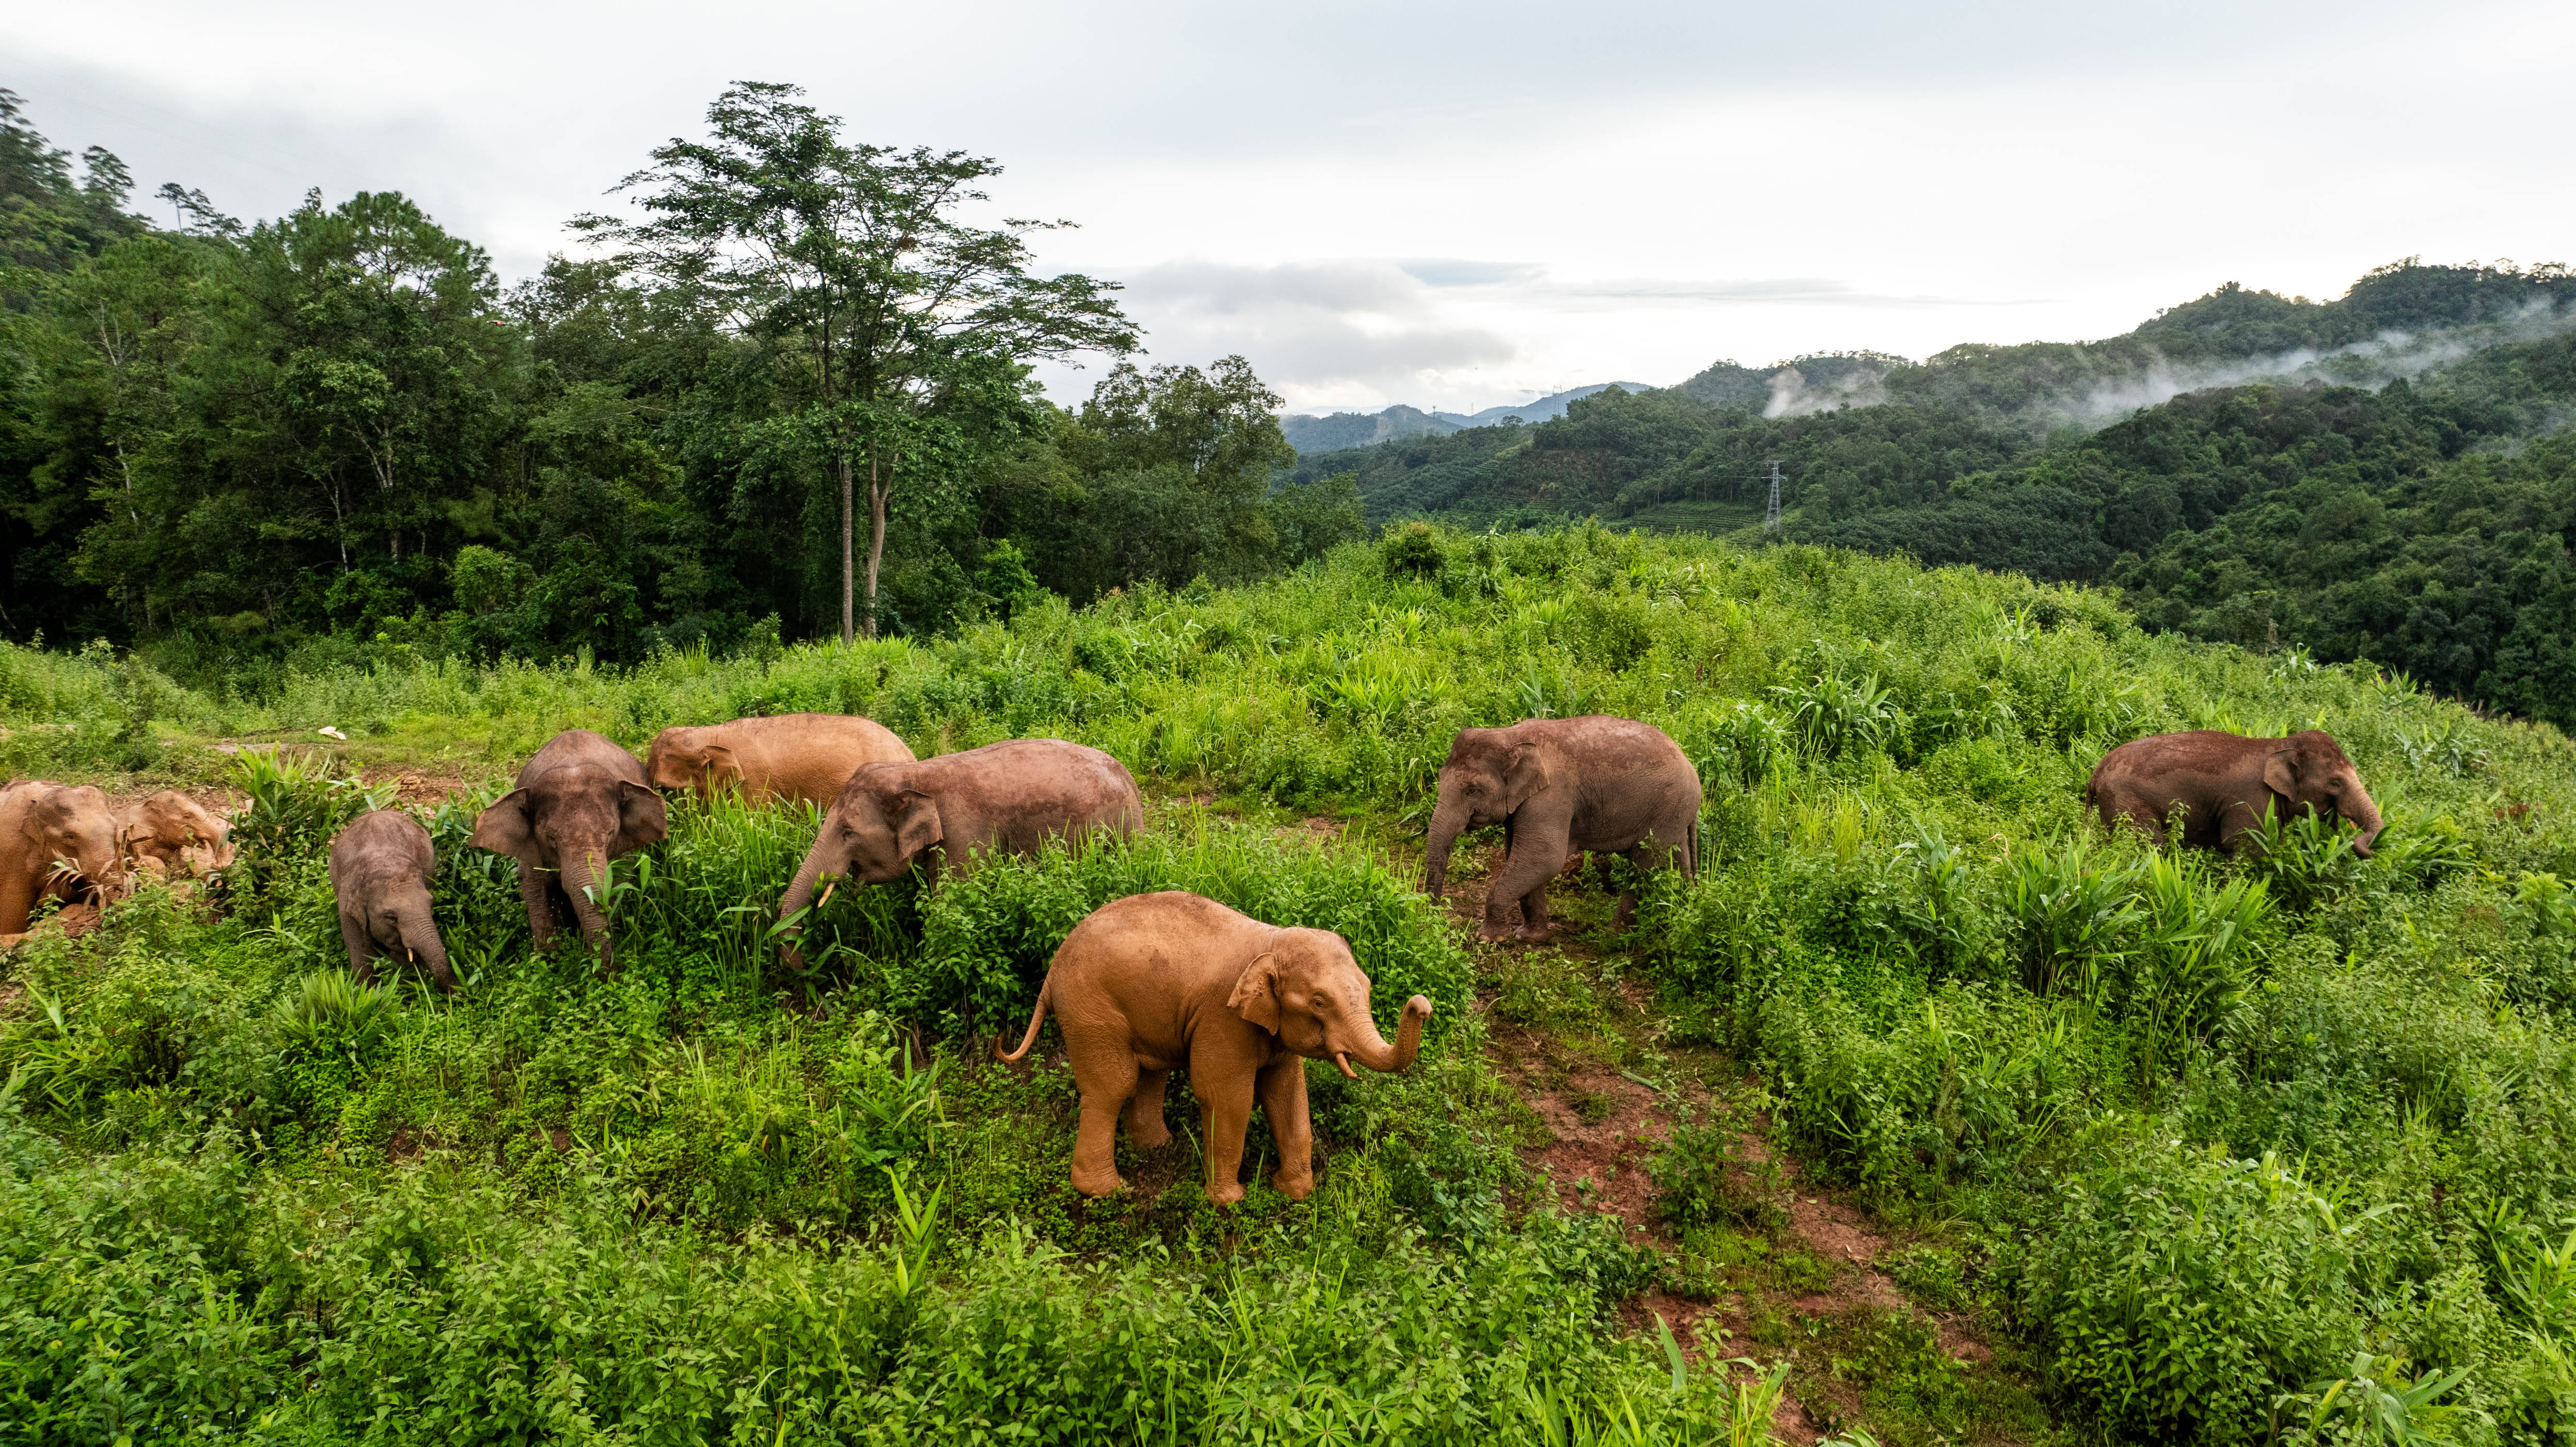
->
[1294,262,2576,725]
[0,88,1364,688]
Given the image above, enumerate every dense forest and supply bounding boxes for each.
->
[1293,262,2576,725]
[0,86,1364,688]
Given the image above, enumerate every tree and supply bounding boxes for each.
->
[577,81,1137,640]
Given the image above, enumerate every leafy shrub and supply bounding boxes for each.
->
[2009,1144,2364,1443]
[1649,1106,1784,1233]
[227,748,395,903]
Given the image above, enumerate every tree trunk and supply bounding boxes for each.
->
[839,451,855,646]
[864,452,888,640]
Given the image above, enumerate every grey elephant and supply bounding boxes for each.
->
[469,729,668,968]
[777,738,1142,966]
[1423,716,1701,941]
[330,810,454,991]
[997,890,1431,1204]
[2089,728,2384,855]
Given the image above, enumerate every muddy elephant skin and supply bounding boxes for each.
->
[468,729,668,968]
[776,738,1142,965]
[2089,728,2385,856]
[646,714,916,809]
[0,781,129,941]
[120,790,234,880]
[1422,716,1701,941]
[330,810,454,991]
[998,891,1433,1204]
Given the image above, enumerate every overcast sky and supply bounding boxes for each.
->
[8,1,2569,415]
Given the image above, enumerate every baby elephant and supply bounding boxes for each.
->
[777,738,1142,965]
[1423,716,1701,941]
[2090,728,2384,856]
[998,891,1433,1204]
[646,713,915,808]
[329,811,454,991]
[470,729,668,969]
[120,790,235,880]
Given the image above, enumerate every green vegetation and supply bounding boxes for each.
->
[0,519,2570,1442]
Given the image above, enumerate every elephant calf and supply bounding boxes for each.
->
[330,810,454,991]
[1423,716,1701,941]
[2089,728,2384,856]
[469,729,669,968]
[647,713,915,808]
[120,790,234,880]
[0,780,128,943]
[778,738,1142,965]
[998,891,1432,1204]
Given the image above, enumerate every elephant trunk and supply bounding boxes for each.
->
[394,893,453,991]
[561,848,614,969]
[1341,995,1432,1075]
[1422,795,1469,899]
[777,838,835,968]
[2346,790,2385,858]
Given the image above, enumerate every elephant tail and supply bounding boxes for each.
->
[996,977,1052,1063]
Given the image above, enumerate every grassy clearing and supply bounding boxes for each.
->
[2,522,2572,1443]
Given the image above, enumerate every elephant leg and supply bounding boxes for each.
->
[339,912,381,987]
[1614,844,1655,930]
[1198,1077,1254,1206]
[1484,824,1565,942]
[1256,1059,1315,1201]
[2218,799,2267,856]
[0,872,36,938]
[1071,1055,1137,1197]
[1122,1069,1172,1147]
[517,869,558,949]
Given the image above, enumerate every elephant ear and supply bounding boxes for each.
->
[702,743,739,786]
[468,790,536,857]
[616,780,669,851]
[1501,741,1551,814]
[2261,749,2300,800]
[1227,951,1283,1034]
[891,790,944,861]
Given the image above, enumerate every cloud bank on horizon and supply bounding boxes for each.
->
[5,0,2570,416]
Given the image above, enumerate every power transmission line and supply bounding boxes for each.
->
[1763,459,1783,537]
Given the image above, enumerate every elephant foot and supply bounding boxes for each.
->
[1125,1120,1171,1148]
[1513,923,1557,942]
[1204,1179,1247,1206]
[1476,922,1518,943]
[1271,1169,1315,1201]
[1071,1169,1125,1198]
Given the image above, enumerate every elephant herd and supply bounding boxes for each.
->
[0,710,2386,1204]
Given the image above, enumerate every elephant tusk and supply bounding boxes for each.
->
[1334,1052,1357,1079]
[816,881,835,909]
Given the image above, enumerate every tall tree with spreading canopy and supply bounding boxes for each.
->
[576,81,1138,639]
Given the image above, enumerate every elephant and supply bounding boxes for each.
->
[996,890,1433,1204]
[468,729,668,968]
[646,713,915,808]
[119,790,234,881]
[2088,728,2385,856]
[1422,716,1701,941]
[777,738,1142,966]
[0,780,129,943]
[330,810,454,991]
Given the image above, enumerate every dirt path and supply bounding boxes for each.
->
[1440,837,2035,1444]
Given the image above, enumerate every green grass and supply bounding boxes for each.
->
[3,520,2575,1442]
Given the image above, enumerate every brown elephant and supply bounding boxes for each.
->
[997,890,1433,1204]
[330,811,454,991]
[0,781,129,943]
[777,738,1142,966]
[468,729,668,967]
[646,714,915,808]
[2089,728,2385,856]
[1423,716,1701,941]
[119,790,234,880]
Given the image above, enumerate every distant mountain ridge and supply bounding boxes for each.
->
[1283,382,1655,454]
